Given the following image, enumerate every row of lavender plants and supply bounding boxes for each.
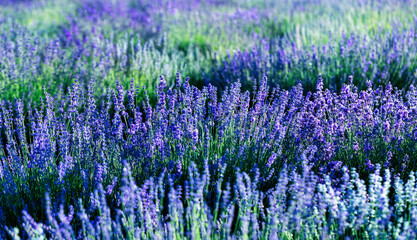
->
[210,24,417,93]
[2,0,417,104]
[0,3,270,103]
[3,20,417,104]
[0,22,209,102]
[1,73,417,238]
[6,160,417,239]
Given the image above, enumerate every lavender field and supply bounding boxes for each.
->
[1,0,417,239]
